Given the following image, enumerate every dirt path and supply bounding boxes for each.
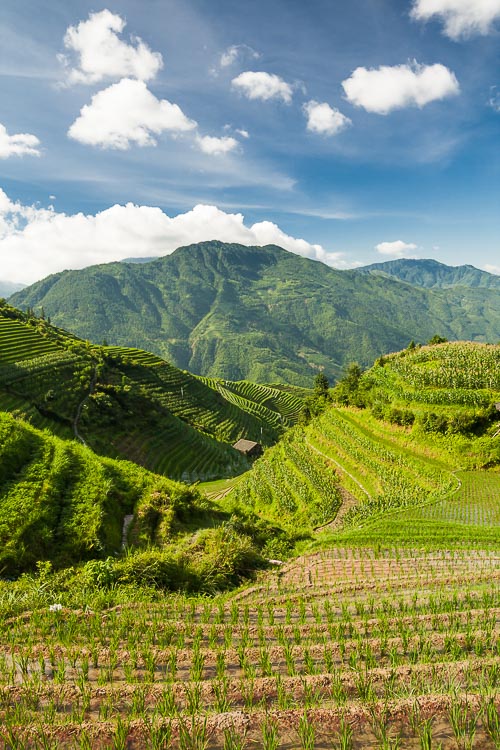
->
[306,438,372,501]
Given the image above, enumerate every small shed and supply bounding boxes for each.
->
[232,439,263,458]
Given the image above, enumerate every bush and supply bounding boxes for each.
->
[386,407,415,426]
[187,526,266,592]
[114,550,190,590]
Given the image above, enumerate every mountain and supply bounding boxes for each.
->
[10,241,500,385]
[0,280,25,297]
[356,258,500,289]
[0,302,302,480]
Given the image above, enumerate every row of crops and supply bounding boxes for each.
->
[0,317,59,364]
[380,341,500,393]
[1,546,498,748]
[231,429,342,530]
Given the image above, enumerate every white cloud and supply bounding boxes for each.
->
[59,9,163,84]
[0,123,40,159]
[489,86,500,112]
[375,240,418,257]
[483,264,500,275]
[411,0,500,39]
[68,78,196,149]
[303,100,351,136]
[196,134,239,155]
[236,129,250,138]
[231,71,293,103]
[220,44,260,68]
[342,62,459,114]
[0,190,348,284]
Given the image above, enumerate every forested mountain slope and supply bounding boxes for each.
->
[11,241,500,385]
[356,257,500,289]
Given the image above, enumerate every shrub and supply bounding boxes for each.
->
[187,526,266,592]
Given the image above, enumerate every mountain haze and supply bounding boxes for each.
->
[0,281,26,297]
[11,241,500,385]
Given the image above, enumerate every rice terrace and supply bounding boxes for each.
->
[0,299,499,749]
[1,1,500,746]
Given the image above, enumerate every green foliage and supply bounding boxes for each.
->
[333,362,367,407]
[0,302,303,481]
[0,411,203,575]
[428,334,448,345]
[10,241,500,385]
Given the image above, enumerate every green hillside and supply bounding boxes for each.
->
[357,257,500,289]
[0,411,200,575]
[1,340,500,749]
[10,241,500,385]
[232,341,500,538]
[0,302,302,481]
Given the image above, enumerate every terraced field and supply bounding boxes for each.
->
[1,545,499,748]
[0,305,304,480]
[0,317,59,362]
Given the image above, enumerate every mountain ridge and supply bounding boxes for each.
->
[10,241,500,385]
[356,257,500,289]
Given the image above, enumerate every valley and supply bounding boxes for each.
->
[0,260,499,749]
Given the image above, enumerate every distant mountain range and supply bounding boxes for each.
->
[10,243,500,385]
[0,280,25,297]
[357,258,500,289]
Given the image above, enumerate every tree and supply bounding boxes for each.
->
[333,362,366,407]
[314,372,330,396]
[428,335,448,345]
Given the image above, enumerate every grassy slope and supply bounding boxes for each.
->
[10,241,500,385]
[0,303,302,481]
[0,411,203,574]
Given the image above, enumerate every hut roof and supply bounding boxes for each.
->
[233,439,260,452]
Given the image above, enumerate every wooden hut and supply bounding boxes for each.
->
[232,439,262,457]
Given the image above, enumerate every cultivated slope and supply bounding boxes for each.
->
[0,303,302,480]
[232,341,500,536]
[11,241,500,384]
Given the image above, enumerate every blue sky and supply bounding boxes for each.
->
[0,0,499,283]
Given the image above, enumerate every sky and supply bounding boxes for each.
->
[0,0,499,284]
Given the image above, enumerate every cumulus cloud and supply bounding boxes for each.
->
[375,240,418,257]
[342,62,459,114]
[0,190,348,284]
[68,78,196,149]
[196,134,239,155]
[0,123,40,159]
[59,9,163,84]
[411,0,500,39]
[219,44,260,68]
[483,263,500,275]
[303,100,351,135]
[232,71,293,103]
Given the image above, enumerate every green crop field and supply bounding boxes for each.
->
[0,303,303,481]
[1,319,500,748]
